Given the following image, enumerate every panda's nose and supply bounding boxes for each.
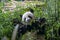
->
[26,18,31,23]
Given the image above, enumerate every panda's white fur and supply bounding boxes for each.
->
[22,11,34,24]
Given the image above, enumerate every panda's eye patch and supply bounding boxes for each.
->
[28,16,32,19]
[24,18,26,22]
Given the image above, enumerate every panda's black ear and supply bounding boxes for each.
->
[20,15,22,18]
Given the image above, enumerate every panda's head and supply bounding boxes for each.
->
[20,14,33,23]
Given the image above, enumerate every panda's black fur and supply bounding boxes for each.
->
[12,17,46,40]
[58,27,60,36]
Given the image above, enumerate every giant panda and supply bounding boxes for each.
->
[12,8,46,40]
[22,8,34,25]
